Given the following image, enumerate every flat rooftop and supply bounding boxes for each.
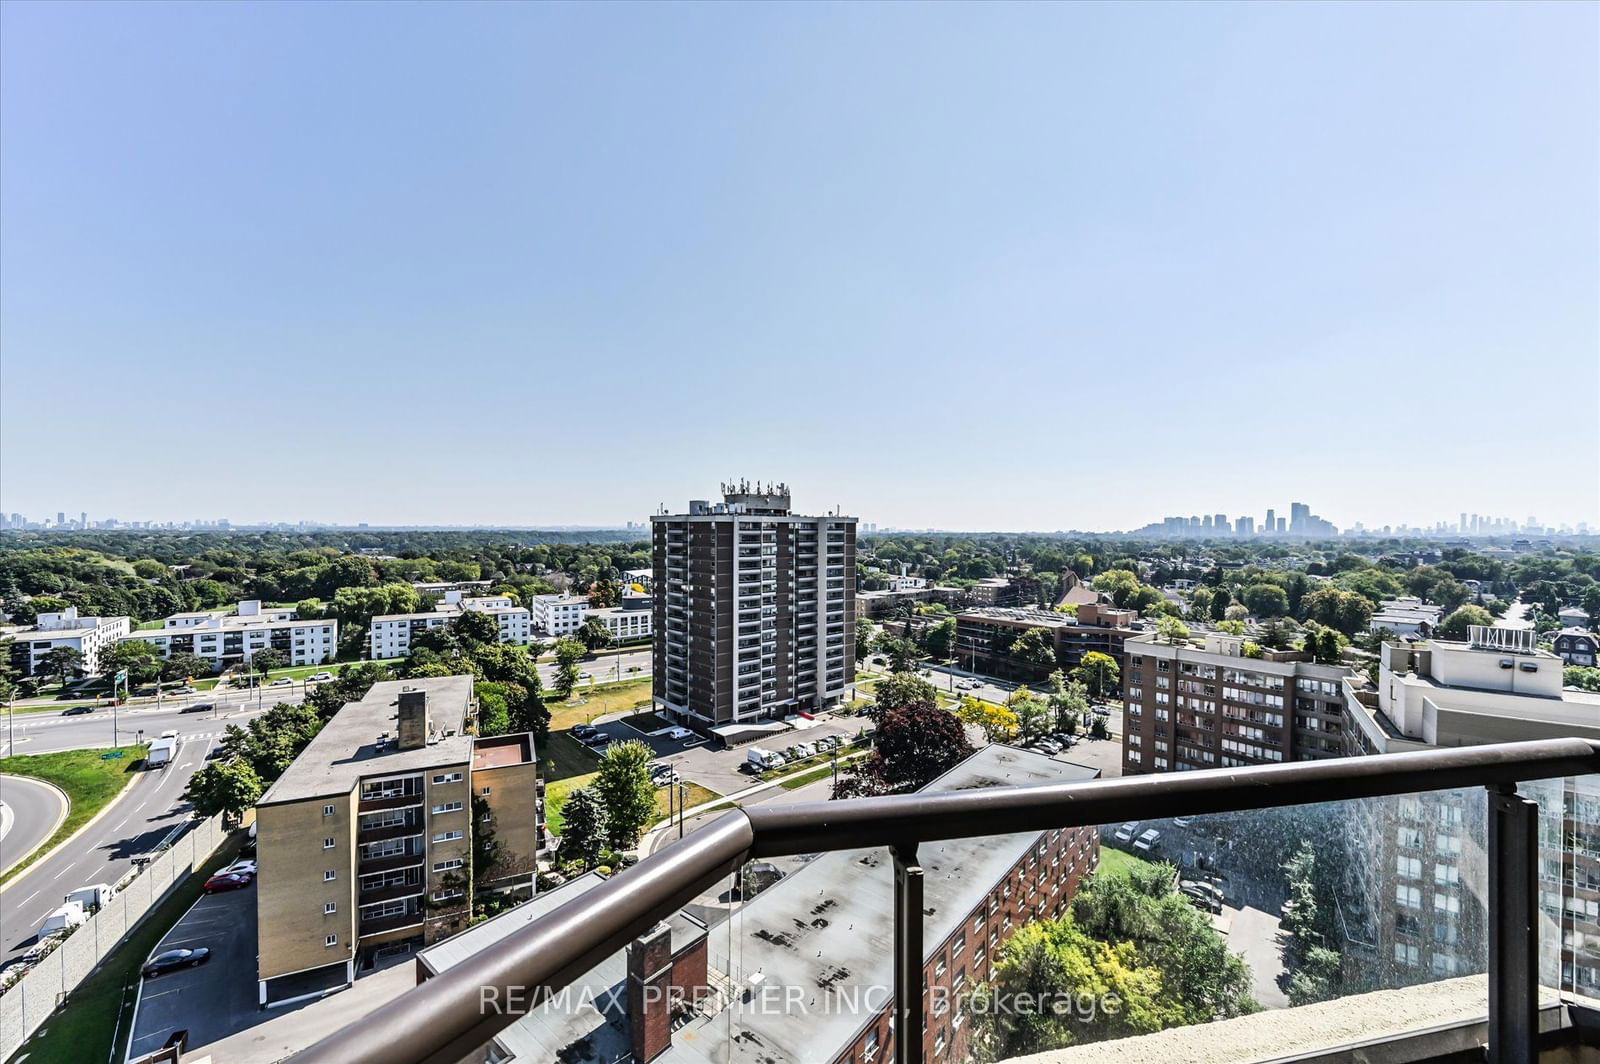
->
[258,675,475,805]
[958,606,1139,631]
[468,745,1099,1064]
[472,734,533,770]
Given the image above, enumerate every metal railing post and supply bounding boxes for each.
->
[893,843,925,1064]
[1488,784,1538,1064]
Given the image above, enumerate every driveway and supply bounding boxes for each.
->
[1227,904,1289,1008]
[127,878,259,1061]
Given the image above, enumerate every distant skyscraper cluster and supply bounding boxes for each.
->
[0,511,233,532]
[1131,501,1336,538]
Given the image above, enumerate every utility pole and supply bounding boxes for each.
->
[677,781,686,840]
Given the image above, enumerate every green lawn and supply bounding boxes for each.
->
[1095,846,1165,883]
[13,836,241,1064]
[0,746,149,887]
[543,772,717,838]
[540,732,601,786]
[779,763,841,790]
[547,676,653,731]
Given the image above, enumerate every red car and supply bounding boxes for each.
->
[203,872,252,894]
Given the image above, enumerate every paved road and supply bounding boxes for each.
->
[0,735,215,966]
[0,775,68,876]
[2,695,281,758]
[128,880,259,1061]
[550,648,652,689]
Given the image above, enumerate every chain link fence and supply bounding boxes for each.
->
[0,812,229,1060]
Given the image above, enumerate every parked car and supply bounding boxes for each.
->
[171,686,197,695]
[308,672,335,682]
[142,948,210,978]
[181,702,214,714]
[222,859,257,878]
[1134,828,1162,852]
[793,742,815,759]
[1113,821,1140,843]
[203,872,252,894]
[269,677,293,687]
[1030,739,1060,755]
[1172,816,1194,828]
[663,727,693,741]
[650,764,679,786]
[1091,705,1112,718]
[61,705,96,716]
[571,723,598,740]
[1179,880,1225,913]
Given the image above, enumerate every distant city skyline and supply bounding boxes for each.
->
[2,5,1596,532]
[0,501,1593,538]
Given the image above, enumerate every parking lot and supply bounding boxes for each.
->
[127,873,260,1061]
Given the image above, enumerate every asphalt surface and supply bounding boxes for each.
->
[127,879,260,1062]
[552,647,651,688]
[0,774,67,876]
[0,734,217,965]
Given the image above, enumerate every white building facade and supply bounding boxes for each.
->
[123,600,336,668]
[531,595,588,637]
[2,608,131,677]
[368,591,532,658]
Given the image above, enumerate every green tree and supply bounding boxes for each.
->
[1299,587,1374,637]
[471,794,503,884]
[1565,666,1600,692]
[249,648,287,678]
[1156,615,1190,645]
[1005,686,1053,742]
[1300,622,1346,665]
[854,617,875,662]
[879,635,921,673]
[1286,946,1343,1006]
[452,608,501,647]
[1046,671,1089,734]
[1009,627,1057,670]
[1215,619,1246,636]
[553,638,587,697]
[1242,583,1290,618]
[1439,604,1494,640]
[99,639,165,685]
[1209,587,1232,622]
[183,757,264,820]
[593,739,658,848]
[1072,651,1120,700]
[577,615,615,652]
[872,670,939,715]
[557,786,608,870]
[162,651,214,682]
[924,616,957,661]
[39,646,84,687]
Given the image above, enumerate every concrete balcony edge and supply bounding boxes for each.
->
[1002,976,1584,1064]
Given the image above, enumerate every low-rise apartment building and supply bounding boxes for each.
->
[1553,628,1598,667]
[123,600,336,668]
[368,592,533,658]
[2,607,130,677]
[966,576,1018,606]
[415,744,1100,1064]
[412,580,494,597]
[254,675,541,1006]
[1118,630,1353,775]
[530,594,588,637]
[589,596,652,642]
[1369,597,1444,638]
[954,603,1143,683]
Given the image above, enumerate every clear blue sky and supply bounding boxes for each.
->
[3,2,1596,531]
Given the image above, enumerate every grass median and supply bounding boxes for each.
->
[0,745,149,888]
[14,836,241,1064]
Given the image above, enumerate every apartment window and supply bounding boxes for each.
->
[1393,943,1420,967]
[433,858,465,872]
[431,801,464,814]
[1396,885,1422,909]
[323,837,336,849]
[325,935,338,948]
[863,1029,880,1060]
[324,902,338,914]
[480,786,492,796]
[432,772,464,785]
[1434,863,1458,887]
[324,870,337,882]
[1396,856,1421,879]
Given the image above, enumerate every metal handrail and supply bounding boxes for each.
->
[287,737,1600,1064]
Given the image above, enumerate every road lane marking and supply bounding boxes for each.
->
[18,890,37,905]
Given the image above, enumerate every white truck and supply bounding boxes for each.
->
[64,883,115,912]
[746,747,784,772]
[146,736,179,768]
[37,901,86,938]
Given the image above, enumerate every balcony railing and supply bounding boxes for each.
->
[286,738,1600,1064]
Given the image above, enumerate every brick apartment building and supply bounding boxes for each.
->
[652,483,857,733]
[416,744,1101,1064]
[954,603,1143,684]
[254,675,541,1006]
[1118,629,1352,774]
